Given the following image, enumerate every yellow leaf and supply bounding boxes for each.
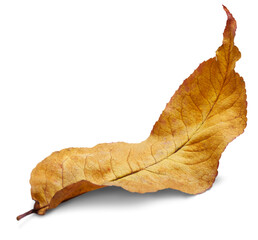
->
[17,6,247,220]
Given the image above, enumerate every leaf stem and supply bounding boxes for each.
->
[16,209,36,221]
[16,204,49,221]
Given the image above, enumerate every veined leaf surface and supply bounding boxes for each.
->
[17,6,247,220]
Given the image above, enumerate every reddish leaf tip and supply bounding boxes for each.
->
[222,5,237,43]
[222,5,233,20]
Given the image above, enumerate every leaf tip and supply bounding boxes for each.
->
[222,5,233,20]
[222,5,237,43]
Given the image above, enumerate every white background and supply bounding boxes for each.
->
[1,0,257,239]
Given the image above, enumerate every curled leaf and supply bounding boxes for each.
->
[17,6,247,220]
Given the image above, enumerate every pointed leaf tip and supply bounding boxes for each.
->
[222,5,237,44]
[222,5,234,20]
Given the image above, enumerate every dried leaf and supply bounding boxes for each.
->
[17,6,247,220]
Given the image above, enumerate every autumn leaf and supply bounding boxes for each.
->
[17,6,247,220]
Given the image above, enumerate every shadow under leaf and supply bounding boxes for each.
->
[28,175,223,220]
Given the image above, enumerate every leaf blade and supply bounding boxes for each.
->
[26,6,247,217]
